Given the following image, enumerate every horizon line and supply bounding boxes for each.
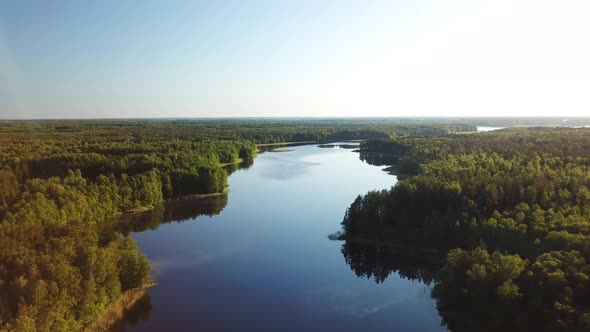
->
[2,115,590,121]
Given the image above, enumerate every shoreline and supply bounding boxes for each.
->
[101,169,239,329]
[257,139,364,147]
[257,140,318,147]
[85,282,156,332]
[173,189,229,201]
[122,190,229,215]
[220,157,245,167]
[338,236,444,257]
[122,155,248,215]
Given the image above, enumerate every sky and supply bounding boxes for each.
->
[0,0,589,119]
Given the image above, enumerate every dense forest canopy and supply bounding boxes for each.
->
[340,128,590,332]
[0,119,471,331]
[360,117,590,128]
[0,118,476,143]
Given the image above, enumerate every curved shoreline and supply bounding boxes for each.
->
[85,283,156,332]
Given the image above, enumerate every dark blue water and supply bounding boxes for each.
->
[119,143,445,331]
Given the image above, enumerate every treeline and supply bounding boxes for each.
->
[0,119,475,144]
[0,222,149,331]
[352,116,590,128]
[340,128,590,331]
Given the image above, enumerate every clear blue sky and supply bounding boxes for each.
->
[1,0,589,119]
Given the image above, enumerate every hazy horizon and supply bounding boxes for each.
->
[1,0,589,119]
[3,116,590,123]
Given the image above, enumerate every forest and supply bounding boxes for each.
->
[339,128,590,332]
[0,119,472,331]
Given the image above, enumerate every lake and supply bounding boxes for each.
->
[476,126,506,132]
[115,143,446,332]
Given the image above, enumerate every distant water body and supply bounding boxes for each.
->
[476,126,506,132]
[477,125,590,132]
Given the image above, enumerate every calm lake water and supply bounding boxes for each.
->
[116,143,446,332]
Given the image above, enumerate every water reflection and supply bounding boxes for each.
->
[257,142,314,153]
[340,241,442,285]
[224,158,254,174]
[338,239,513,332]
[115,195,229,234]
[111,294,153,332]
[111,194,230,327]
[359,151,399,167]
[299,279,419,318]
[113,160,255,235]
[317,143,360,149]
[257,158,321,180]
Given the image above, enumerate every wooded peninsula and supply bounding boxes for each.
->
[340,128,590,332]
